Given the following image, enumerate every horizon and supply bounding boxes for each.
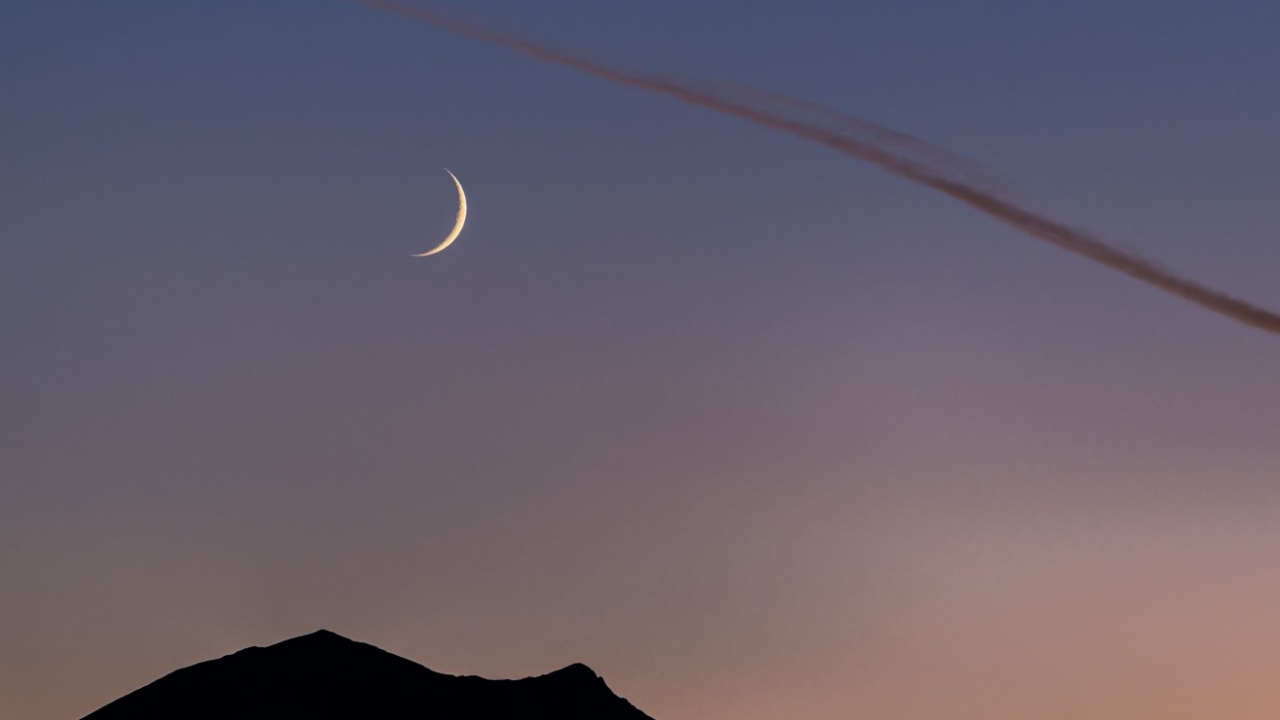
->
[82,629,654,719]
[94,628,611,679]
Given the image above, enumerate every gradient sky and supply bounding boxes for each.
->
[3,1,1280,719]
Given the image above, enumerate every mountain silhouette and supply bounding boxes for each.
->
[82,630,654,719]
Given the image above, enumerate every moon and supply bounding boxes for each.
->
[414,169,467,257]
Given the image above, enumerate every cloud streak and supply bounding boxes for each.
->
[350,0,1280,335]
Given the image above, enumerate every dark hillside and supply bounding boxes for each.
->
[83,630,654,720]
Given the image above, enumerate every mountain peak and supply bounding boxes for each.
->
[301,628,346,640]
[82,632,652,719]
[275,628,362,649]
[552,662,598,678]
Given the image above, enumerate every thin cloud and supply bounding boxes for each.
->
[350,0,1280,335]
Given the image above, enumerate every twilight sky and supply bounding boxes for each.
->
[3,1,1280,719]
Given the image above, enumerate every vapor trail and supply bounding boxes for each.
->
[349,0,1280,335]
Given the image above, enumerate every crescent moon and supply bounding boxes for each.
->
[414,169,467,257]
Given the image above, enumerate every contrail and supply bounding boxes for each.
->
[348,0,1280,335]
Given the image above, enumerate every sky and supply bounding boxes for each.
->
[3,1,1280,718]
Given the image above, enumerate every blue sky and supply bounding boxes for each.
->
[3,2,1280,718]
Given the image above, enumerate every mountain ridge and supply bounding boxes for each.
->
[82,629,654,719]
